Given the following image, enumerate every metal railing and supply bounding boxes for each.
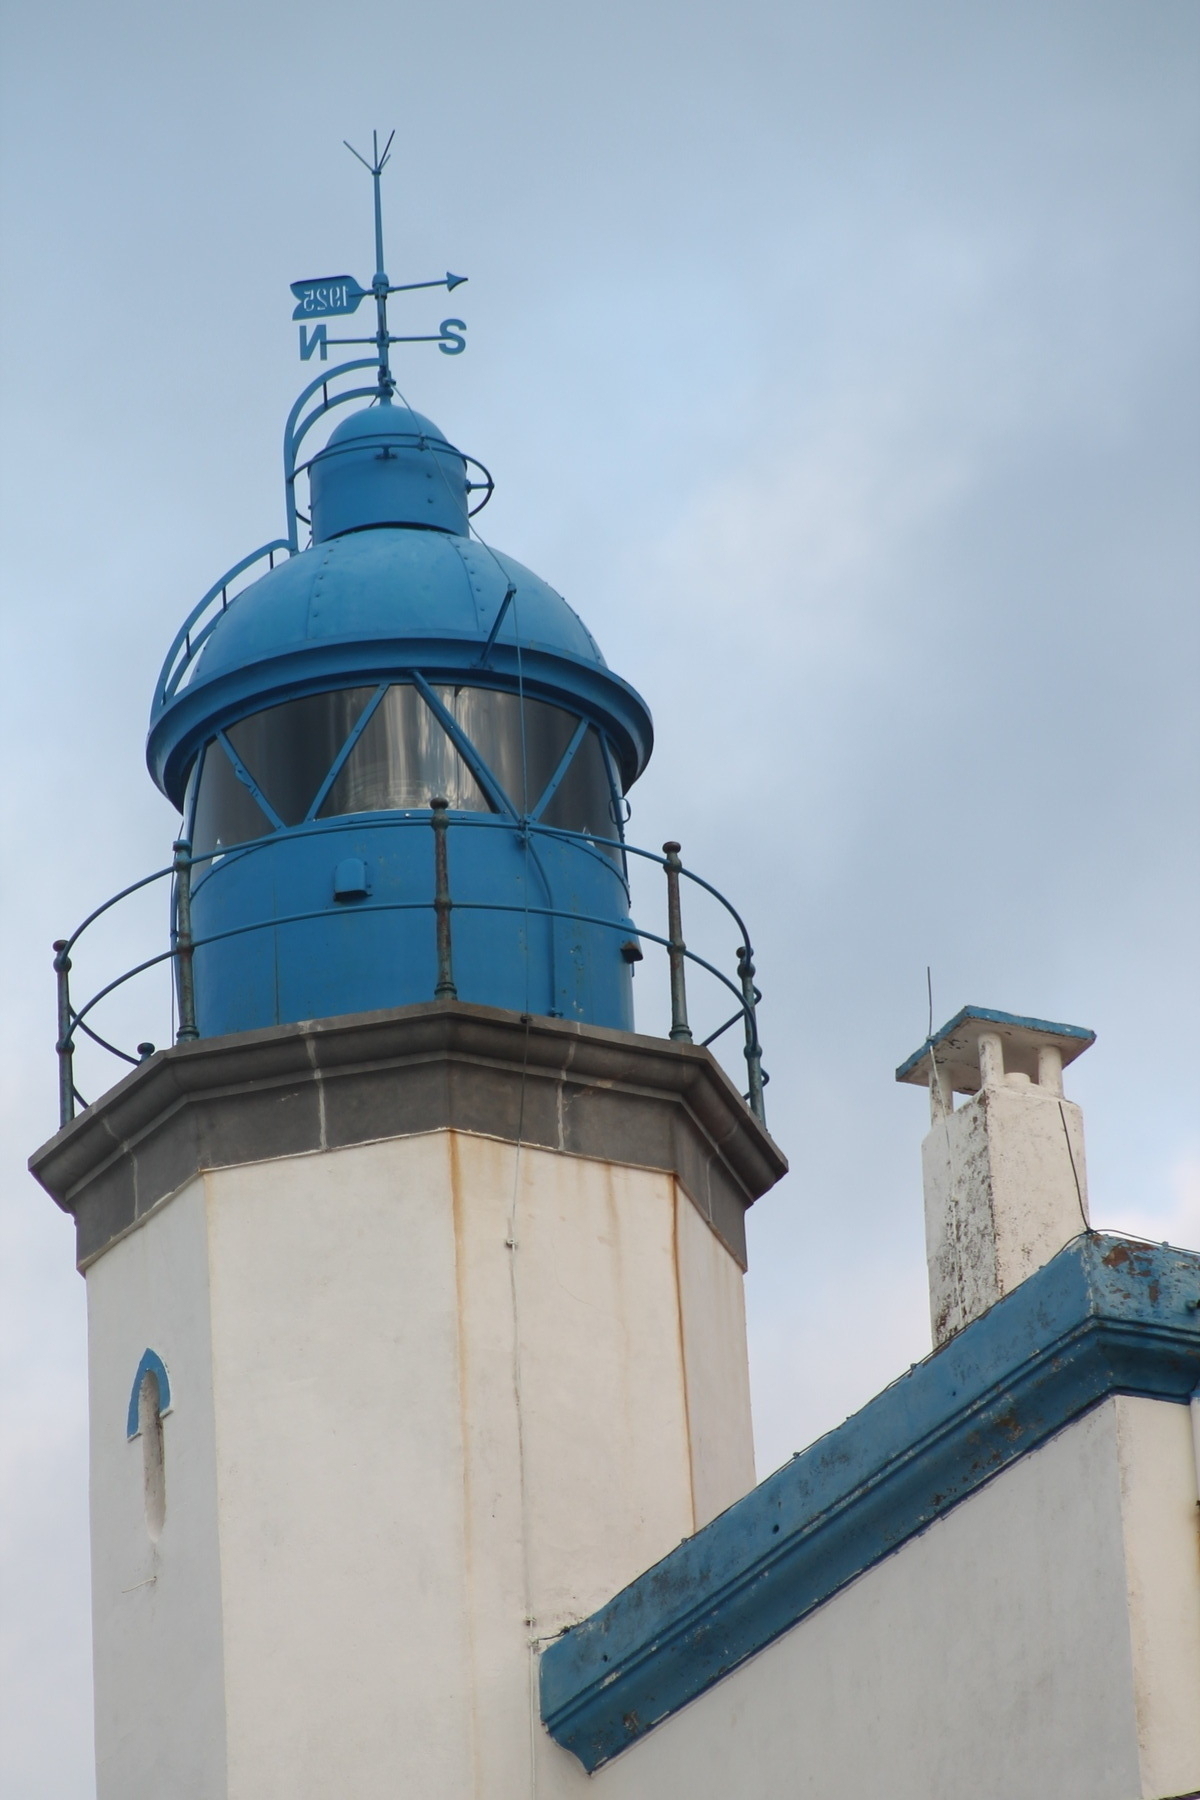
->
[49,813,768,1131]
[153,539,291,714]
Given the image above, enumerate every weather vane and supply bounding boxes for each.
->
[290,130,467,396]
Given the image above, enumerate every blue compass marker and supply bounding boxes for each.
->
[290,130,468,383]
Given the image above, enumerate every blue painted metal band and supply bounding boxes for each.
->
[540,1234,1200,1772]
[126,1348,171,1437]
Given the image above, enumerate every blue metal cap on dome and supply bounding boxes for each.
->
[308,401,469,539]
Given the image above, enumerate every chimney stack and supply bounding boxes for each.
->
[897,1007,1095,1346]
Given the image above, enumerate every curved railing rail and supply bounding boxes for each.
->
[49,814,768,1131]
[153,539,292,714]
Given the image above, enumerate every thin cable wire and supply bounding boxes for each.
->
[1058,1098,1092,1235]
[506,1011,540,1799]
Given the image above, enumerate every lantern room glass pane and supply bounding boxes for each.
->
[225,687,375,825]
[430,686,578,816]
[539,727,619,848]
[188,682,624,848]
[317,684,492,817]
[191,741,274,859]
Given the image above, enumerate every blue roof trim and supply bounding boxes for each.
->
[126,1348,171,1438]
[147,639,654,806]
[540,1234,1200,1771]
[894,1004,1096,1084]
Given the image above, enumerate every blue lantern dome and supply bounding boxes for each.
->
[147,385,654,1040]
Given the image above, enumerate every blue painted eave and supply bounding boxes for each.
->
[146,530,654,806]
[147,636,653,809]
[540,1233,1200,1771]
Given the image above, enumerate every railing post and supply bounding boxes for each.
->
[172,839,199,1042]
[431,798,458,1000]
[53,939,75,1128]
[662,841,692,1043]
[738,944,766,1125]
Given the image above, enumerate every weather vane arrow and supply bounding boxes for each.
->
[290,132,467,385]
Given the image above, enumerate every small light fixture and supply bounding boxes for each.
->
[333,857,371,902]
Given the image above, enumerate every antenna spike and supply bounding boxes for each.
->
[294,135,461,398]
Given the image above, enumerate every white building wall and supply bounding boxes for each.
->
[922,1082,1089,1344]
[82,1120,1200,1800]
[83,1127,755,1800]
[207,1134,477,1800]
[549,1396,1200,1800]
[87,1177,227,1800]
[1117,1396,1200,1799]
[675,1187,757,1526]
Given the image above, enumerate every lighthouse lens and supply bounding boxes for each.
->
[318,684,492,817]
[539,728,618,847]
[225,688,375,825]
[190,741,274,860]
[187,681,626,851]
[430,686,579,818]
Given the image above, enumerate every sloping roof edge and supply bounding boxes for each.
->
[541,1233,1200,1771]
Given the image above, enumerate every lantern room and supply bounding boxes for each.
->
[146,387,654,1039]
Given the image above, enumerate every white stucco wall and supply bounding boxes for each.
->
[86,1177,227,1800]
[1117,1395,1200,1799]
[675,1187,757,1528]
[83,1127,755,1800]
[923,1084,1089,1342]
[552,1395,1200,1800]
[83,1134,1200,1800]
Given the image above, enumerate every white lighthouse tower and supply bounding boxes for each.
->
[38,143,1195,1800]
[31,146,786,1800]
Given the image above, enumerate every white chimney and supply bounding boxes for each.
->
[896,1007,1095,1347]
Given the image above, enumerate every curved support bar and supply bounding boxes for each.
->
[464,455,494,516]
[70,946,181,1033]
[72,1013,142,1069]
[61,865,176,958]
[281,359,381,550]
[152,541,291,716]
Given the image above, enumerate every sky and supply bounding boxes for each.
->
[1,1,1197,1792]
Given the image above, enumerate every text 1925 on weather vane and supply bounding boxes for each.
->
[290,130,466,396]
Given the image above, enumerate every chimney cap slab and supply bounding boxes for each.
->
[895,1005,1095,1094]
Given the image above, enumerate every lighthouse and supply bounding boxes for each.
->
[31,140,786,1800]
